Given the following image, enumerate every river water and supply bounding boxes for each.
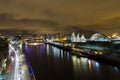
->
[23,44,120,80]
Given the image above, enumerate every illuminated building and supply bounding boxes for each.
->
[71,32,76,42]
[71,32,86,42]
[76,33,80,42]
[80,34,86,42]
[90,33,110,41]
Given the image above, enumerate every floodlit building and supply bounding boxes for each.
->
[71,32,86,42]
[71,32,76,42]
[80,34,86,42]
[76,33,80,42]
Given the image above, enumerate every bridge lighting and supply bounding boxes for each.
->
[111,33,118,39]
[112,34,116,37]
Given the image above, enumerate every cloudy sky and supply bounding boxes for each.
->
[0,0,120,34]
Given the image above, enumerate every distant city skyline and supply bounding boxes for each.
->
[0,0,120,34]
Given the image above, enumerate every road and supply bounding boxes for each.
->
[7,41,31,80]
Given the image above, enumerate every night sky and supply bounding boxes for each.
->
[0,0,120,34]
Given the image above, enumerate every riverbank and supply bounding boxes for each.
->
[20,54,31,80]
[47,42,120,68]
[24,52,36,80]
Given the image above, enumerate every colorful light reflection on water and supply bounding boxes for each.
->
[24,44,120,80]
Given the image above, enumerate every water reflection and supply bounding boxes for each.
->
[24,44,120,80]
[114,67,119,72]
[25,45,32,53]
[47,45,70,60]
[46,44,49,56]
[72,56,102,79]
[67,52,70,59]
[53,47,60,58]
[88,60,92,72]
[60,50,63,59]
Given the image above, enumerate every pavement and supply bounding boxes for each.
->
[20,54,30,80]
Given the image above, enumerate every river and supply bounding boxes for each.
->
[23,44,120,80]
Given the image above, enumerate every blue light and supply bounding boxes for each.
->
[114,67,119,72]
[29,67,33,75]
[27,61,30,66]
[95,62,100,68]
[25,45,31,53]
